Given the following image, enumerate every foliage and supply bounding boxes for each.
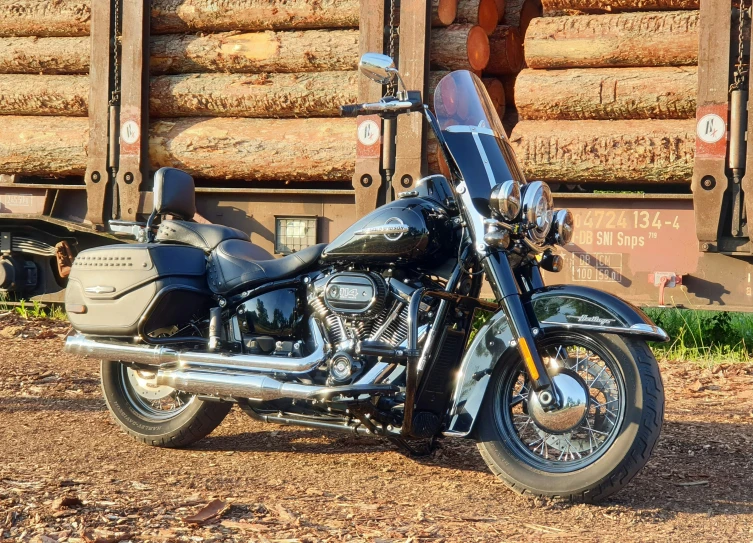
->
[5,298,68,321]
[644,307,753,364]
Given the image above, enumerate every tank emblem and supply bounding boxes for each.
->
[353,217,409,241]
[85,285,115,294]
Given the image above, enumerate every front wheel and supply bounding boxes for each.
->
[475,332,663,503]
[101,361,232,447]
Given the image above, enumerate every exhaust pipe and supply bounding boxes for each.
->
[64,317,327,375]
[156,369,329,401]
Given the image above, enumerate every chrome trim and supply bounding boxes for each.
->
[540,321,669,341]
[65,317,328,375]
[445,125,497,137]
[471,131,496,187]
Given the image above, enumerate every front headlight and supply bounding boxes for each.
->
[489,180,521,221]
[551,209,574,245]
[521,181,553,244]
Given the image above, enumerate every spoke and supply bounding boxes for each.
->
[588,363,608,388]
[562,435,582,460]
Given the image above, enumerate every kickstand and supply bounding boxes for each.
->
[388,436,437,457]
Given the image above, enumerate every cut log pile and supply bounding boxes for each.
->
[509,2,700,184]
[0,0,526,182]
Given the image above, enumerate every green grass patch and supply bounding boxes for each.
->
[644,307,752,365]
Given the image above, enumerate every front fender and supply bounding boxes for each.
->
[445,284,667,437]
[527,285,669,343]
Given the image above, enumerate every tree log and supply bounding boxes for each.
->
[0,116,88,175]
[431,24,490,71]
[509,119,694,183]
[501,74,516,108]
[525,11,699,69]
[151,0,359,34]
[150,72,358,118]
[0,74,87,115]
[502,0,541,36]
[151,29,359,75]
[150,117,355,180]
[485,25,523,75]
[0,36,88,74]
[515,66,697,120]
[0,0,90,37]
[482,77,506,119]
[541,0,698,13]
[456,0,499,35]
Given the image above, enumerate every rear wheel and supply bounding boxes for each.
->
[475,332,663,503]
[100,360,231,447]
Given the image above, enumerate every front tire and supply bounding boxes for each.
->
[475,332,663,503]
[101,361,232,447]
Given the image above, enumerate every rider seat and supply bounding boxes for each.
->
[208,240,326,294]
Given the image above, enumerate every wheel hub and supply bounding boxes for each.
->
[126,368,175,400]
[528,369,589,434]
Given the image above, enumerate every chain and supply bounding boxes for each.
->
[387,0,397,96]
[731,1,749,92]
[110,0,121,105]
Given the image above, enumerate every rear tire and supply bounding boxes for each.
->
[101,360,231,447]
[475,332,663,503]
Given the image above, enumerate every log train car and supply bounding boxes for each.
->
[0,0,750,312]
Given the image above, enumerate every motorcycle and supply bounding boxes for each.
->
[63,53,666,503]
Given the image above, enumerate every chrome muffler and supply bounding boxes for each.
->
[64,317,327,375]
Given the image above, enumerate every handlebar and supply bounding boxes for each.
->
[340,99,424,118]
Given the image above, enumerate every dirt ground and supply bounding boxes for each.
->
[1,315,752,543]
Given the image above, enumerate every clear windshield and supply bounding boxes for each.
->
[434,71,506,136]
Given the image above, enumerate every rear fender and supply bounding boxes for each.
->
[444,284,667,437]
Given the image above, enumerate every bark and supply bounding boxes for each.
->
[525,11,699,69]
[0,36,89,74]
[0,74,88,115]
[482,77,506,119]
[509,119,695,183]
[430,24,490,71]
[151,0,359,34]
[150,29,359,74]
[0,0,89,37]
[502,0,541,35]
[456,0,499,35]
[150,72,358,118]
[0,116,87,176]
[541,0,698,13]
[150,117,356,181]
[515,66,697,120]
[486,25,523,75]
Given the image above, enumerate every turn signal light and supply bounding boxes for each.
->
[518,337,540,381]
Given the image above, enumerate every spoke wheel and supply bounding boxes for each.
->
[101,360,231,448]
[475,332,664,503]
[120,366,195,421]
[498,335,625,472]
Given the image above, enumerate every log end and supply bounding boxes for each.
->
[487,25,524,75]
[479,0,500,35]
[437,0,459,26]
[467,25,491,71]
[482,77,506,119]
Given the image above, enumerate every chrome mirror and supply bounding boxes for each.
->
[359,53,397,84]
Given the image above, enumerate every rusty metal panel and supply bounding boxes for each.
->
[691,0,732,249]
[394,0,430,190]
[83,0,112,226]
[545,195,753,311]
[0,188,46,215]
[353,0,386,219]
[115,0,149,221]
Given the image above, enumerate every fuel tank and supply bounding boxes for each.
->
[321,197,457,264]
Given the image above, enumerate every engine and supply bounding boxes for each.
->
[309,270,417,384]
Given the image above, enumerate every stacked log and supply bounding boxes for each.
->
[509,4,700,184]
[0,0,500,181]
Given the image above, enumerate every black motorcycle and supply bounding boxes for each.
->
[64,53,666,503]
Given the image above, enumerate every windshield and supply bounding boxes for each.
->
[433,70,526,217]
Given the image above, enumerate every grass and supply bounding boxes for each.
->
[644,307,753,366]
[0,294,68,321]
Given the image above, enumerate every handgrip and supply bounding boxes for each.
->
[340,104,361,117]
